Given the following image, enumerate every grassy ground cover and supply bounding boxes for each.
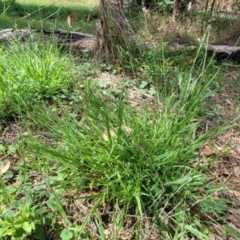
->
[0,0,98,31]
[0,1,240,239]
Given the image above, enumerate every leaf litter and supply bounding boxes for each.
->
[199,63,240,239]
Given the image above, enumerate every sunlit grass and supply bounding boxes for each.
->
[3,0,99,31]
[0,39,77,119]
[0,30,231,239]
[0,3,236,238]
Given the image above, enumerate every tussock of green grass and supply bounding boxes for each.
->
[0,39,76,119]
[9,46,228,239]
[0,10,232,238]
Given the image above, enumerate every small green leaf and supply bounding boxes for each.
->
[184,224,209,240]
[167,175,192,185]
[139,89,147,95]
[22,221,34,234]
[0,225,10,237]
[5,170,14,179]
[7,145,17,154]
[0,144,6,153]
[139,81,148,89]
[35,224,45,240]
[60,229,73,240]
[134,194,142,216]
[4,228,15,236]
[149,88,156,95]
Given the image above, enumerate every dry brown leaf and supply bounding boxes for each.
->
[234,166,240,178]
[59,141,66,148]
[102,126,132,142]
[22,131,29,136]
[0,161,11,175]
[209,233,225,240]
[201,145,215,157]
[213,162,230,175]
[231,150,240,160]
[236,146,240,154]
[102,132,109,141]
[228,190,240,201]
[226,214,240,229]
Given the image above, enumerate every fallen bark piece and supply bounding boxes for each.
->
[0,28,97,54]
[169,40,240,63]
[0,28,31,40]
[207,44,240,63]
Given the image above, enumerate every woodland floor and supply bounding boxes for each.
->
[1,65,240,239]
[1,2,240,238]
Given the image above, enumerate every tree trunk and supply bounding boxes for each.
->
[172,0,178,22]
[95,0,129,62]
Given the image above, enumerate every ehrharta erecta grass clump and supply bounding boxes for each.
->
[0,40,77,119]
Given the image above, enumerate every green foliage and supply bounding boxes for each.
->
[0,0,98,32]
[0,203,36,239]
[130,0,193,13]
[19,43,229,238]
[0,197,63,239]
[156,0,175,13]
[0,155,69,239]
[0,1,98,31]
[0,39,76,119]
[0,0,16,13]
[60,229,74,240]
[0,4,234,238]
[0,0,25,17]
[224,224,240,239]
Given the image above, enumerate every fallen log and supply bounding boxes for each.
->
[169,41,240,63]
[1,28,240,62]
[207,44,240,63]
[0,28,31,40]
[0,28,97,53]
[33,28,94,42]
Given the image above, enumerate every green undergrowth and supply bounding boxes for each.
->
[116,36,219,102]
[0,0,98,31]
[0,29,234,239]
[0,39,78,120]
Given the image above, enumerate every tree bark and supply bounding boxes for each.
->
[95,0,128,62]
[172,0,178,22]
